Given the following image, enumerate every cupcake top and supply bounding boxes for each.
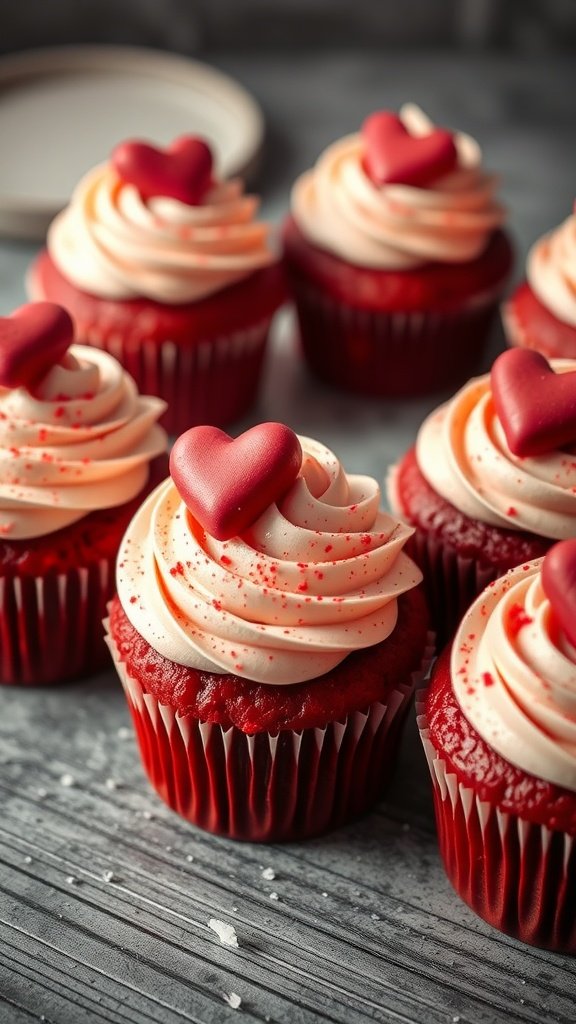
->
[291,103,505,269]
[452,543,576,792]
[526,202,576,327]
[0,302,166,539]
[116,422,422,685]
[46,136,276,304]
[415,349,576,540]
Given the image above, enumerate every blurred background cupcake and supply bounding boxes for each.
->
[418,546,576,952]
[283,103,513,398]
[0,300,167,685]
[28,135,285,435]
[388,348,576,642]
[107,421,430,841]
[503,200,576,358]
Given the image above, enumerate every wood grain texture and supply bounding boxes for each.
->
[0,49,576,1024]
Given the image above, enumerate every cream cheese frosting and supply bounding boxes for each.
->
[0,345,166,539]
[291,104,505,269]
[47,166,275,304]
[452,559,576,793]
[117,436,422,684]
[527,211,576,327]
[416,359,576,539]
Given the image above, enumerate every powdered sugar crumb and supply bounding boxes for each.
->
[269,892,279,901]
[59,773,75,787]
[224,992,242,1010]
[102,870,116,883]
[261,867,275,881]
[209,918,239,948]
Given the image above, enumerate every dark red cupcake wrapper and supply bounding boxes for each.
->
[416,699,576,952]
[81,318,272,435]
[290,277,505,398]
[106,621,434,842]
[0,559,113,686]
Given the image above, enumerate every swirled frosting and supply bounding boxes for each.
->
[416,359,576,539]
[0,345,166,539]
[527,211,576,327]
[117,436,422,684]
[291,104,505,269]
[452,559,576,792]
[47,165,275,303]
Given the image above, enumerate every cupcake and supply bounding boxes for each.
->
[283,104,513,398]
[0,301,167,685]
[28,136,285,435]
[504,202,576,358]
[106,421,430,842]
[388,348,576,643]
[418,545,576,952]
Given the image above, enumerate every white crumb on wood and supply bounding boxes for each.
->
[59,773,75,787]
[66,875,77,885]
[223,992,242,1009]
[24,856,32,864]
[117,727,130,739]
[269,892,279,901]
[186,854,194,862]
[261,867,275,880]
[105,778,118,791]
[209,919,239,947]
[102,870,116,883]
[37,788,47,799]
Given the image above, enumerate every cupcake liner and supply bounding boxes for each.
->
[0,558,113,686]
[79,318,272,436]
[416,699,576,952]
[106,621,434,842]
[291,277,504,398]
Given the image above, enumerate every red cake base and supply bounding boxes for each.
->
[0,456,167,686]
[503,280,576,358]
[28,251,286,435]
[107,588,430,841]
[283,218,513,397]
[418,649,576,951]
[391,448,551,642]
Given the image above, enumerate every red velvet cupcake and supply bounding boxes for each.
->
[106,422,430,842]
[28,136,285,435]
[504,203,576,357]
[418,547,576,952]
[0,301,167,685]
[388,349,576,643]
[283,104,513,397]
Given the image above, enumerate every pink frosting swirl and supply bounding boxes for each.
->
[416,360,576,539]
[291,104,505,269]
[0,345,166,539]
[47,165,276,303]
[527,210,576,327]
[452,560,576,792]
[116,436,422,684]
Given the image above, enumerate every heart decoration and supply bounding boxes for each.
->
[541,540,576,649]
[491,349,576,457]
[361,111,458,188]
[111,136,213,205]
[170,423,303,540]
[0,302,74,390]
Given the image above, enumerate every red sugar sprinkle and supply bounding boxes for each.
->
[482,672,494,687]
[220,555,232,565]
[506,506,518,517]
[360,534,372,546]
[508,602,533,637]
[212,599,222,611]
[298,582,309,592]
[129,596,137,604]
[169,561,185,577]
[54,406,65,419]
[325,544,333,553]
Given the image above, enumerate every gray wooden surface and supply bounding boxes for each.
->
[1,50,576,1024]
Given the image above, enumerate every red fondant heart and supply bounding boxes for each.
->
[491,349,576,457]
[361,111,458,187]
[111,136,213,205]
[170,423,303,540]
[541,540,576,648]
[0,302,74,390]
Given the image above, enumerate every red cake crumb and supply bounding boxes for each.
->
[109,586,429,734]
[425,647,576,835]
[505,281,576,358]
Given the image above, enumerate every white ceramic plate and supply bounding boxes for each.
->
[0,45,264,239]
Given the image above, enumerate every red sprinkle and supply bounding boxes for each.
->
[508,602,533,637]
[482,672,494,687]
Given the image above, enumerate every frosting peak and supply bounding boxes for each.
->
[291,104,505,269]
[452,558,576,792]
[416,359,576,539]
[47,153,276,304]
[117,435,422,684]
[527,207,576,327]
[0,345,167,539]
